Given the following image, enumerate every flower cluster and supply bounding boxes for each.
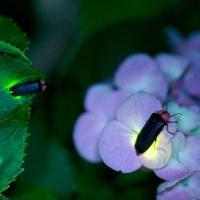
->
[73,29,200,199]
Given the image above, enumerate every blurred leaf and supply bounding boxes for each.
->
[0,41,43,195]
[0,17,29,51]
[11,187,58,200]
[35,143,75,198]
[22,128,75,199]
[80,0,182,36]
[0,194,9,200]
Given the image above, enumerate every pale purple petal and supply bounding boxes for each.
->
[171,132,187,152]
[157,178,183,193]
[101,90,129,119]
[116,93,162,131]
[114,54,168,100]
[84,83,113,114]
[156,53,189,82]
[155,159,190,181]
[182,51,200,96]
[179,136,200,171]
[189,172,200,198]
[98,120,141,173]
[73,113,107,163]
[180,32,200,52]
[168,102,200,133]
[168,28,200,54]
[154,132,190,181]
[157,172,200,200]
[157,184,191,200]
[84,83,129,119]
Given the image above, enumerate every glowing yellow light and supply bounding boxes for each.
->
[138,132,172,169]
[142,141,159,160]
[131,128,140,146]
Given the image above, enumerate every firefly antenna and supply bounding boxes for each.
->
[170,113,182,117]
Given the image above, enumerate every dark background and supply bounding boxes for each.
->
[0,0,200,199]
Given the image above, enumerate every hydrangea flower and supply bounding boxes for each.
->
[98,93,200,180]
[73,53,173,163]
[73,42,200,199]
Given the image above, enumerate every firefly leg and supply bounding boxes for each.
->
[167,121,178,123]
[166,124,176,135]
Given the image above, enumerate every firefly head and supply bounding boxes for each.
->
[156,110,170,123]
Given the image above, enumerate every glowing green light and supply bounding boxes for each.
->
[13,95,22,100]
[3,79,24,100]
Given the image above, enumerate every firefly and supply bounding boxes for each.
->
[10,80,47,96]
[135,110,178,155]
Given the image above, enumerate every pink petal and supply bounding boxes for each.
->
[98,120,141,173]
[156,53,189,82]
[114,54,168,100]
[73,113,106,163]
[116,93,162,131]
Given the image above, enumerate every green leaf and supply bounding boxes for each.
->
[0,42,43,194]
[0,42,43,119]
[0,41,28,61]
[0,17,29,52]
[0,104,30,193]
[80,0,182,36]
